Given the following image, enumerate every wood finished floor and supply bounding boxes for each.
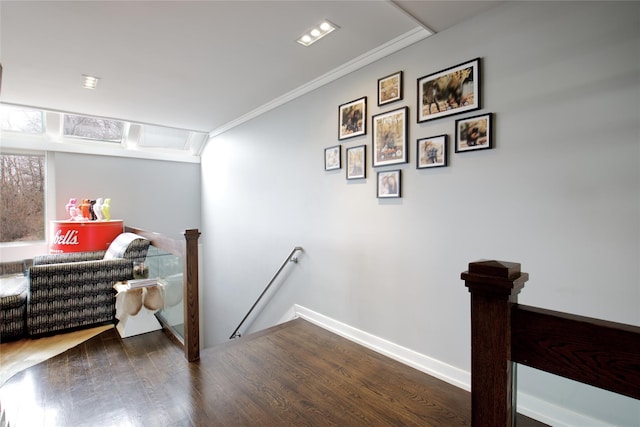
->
[0,318,546,426]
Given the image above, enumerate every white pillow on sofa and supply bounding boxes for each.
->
[104,232,150,261]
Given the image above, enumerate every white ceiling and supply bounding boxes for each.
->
[0,1,502,136]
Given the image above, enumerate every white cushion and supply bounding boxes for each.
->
[104,232,149,260]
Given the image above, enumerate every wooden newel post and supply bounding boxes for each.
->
[461,260,529,427]
[184,229,201,362]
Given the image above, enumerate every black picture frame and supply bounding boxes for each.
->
[346,145,366,180]
[324,145,341,170]
[377,169,401,198]
[372,106,408,168]
[378,71,403,106]
[417,58,480,123]
[338,97,366,140]
[455,113,493,153]
[417,134,448,169]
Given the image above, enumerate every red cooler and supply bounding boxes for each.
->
[49,220,124,254]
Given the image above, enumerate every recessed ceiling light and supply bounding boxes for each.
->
[81,74,100,90]
[296,20,338,47]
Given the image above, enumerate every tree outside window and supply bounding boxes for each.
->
[0,153,45,242]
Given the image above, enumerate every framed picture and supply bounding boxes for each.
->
[455,113,493,153]
[417,58,480,123]
[372,106,408,167]
[324,145,341,170]
[338,97,366,140]
[346,145,366,180]
[417,134,447,169]
[377,169,401,198]
[378,71,403,106]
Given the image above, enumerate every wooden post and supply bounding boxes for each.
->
[461,260,529,426]
[184,229,201,362]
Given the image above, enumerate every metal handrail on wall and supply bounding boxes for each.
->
[230,246,303,339]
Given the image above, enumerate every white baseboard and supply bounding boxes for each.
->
[288,304,609,427]
[516,392,610,427]
[291,304,470,391]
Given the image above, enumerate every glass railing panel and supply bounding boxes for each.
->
[144,245,184,340]
[516,364,639,426]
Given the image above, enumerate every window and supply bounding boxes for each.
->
[138,124,189,149]
[0,103,206,161]
[0,153,46,243]
[0,105,43,134]
[63,114,124,142]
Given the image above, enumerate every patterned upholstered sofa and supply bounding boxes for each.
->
[0,278,28,341]
[27,232,150,336]
[0,260,30,341]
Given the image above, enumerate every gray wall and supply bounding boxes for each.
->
[202,2,639,424]
[53,152,201,239]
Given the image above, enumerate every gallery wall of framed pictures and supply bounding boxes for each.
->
[324,57,493,199]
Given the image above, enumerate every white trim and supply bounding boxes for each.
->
[517,392,611,427]
[1,133,201,164]
[288,304,610,427]
[386,0,435,34]
[206,27,431,141]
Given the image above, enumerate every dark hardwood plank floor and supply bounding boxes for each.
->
[0,318,547,426]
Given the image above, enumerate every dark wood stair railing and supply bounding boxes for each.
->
[183,228,201,362]
[461,260,640,426]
